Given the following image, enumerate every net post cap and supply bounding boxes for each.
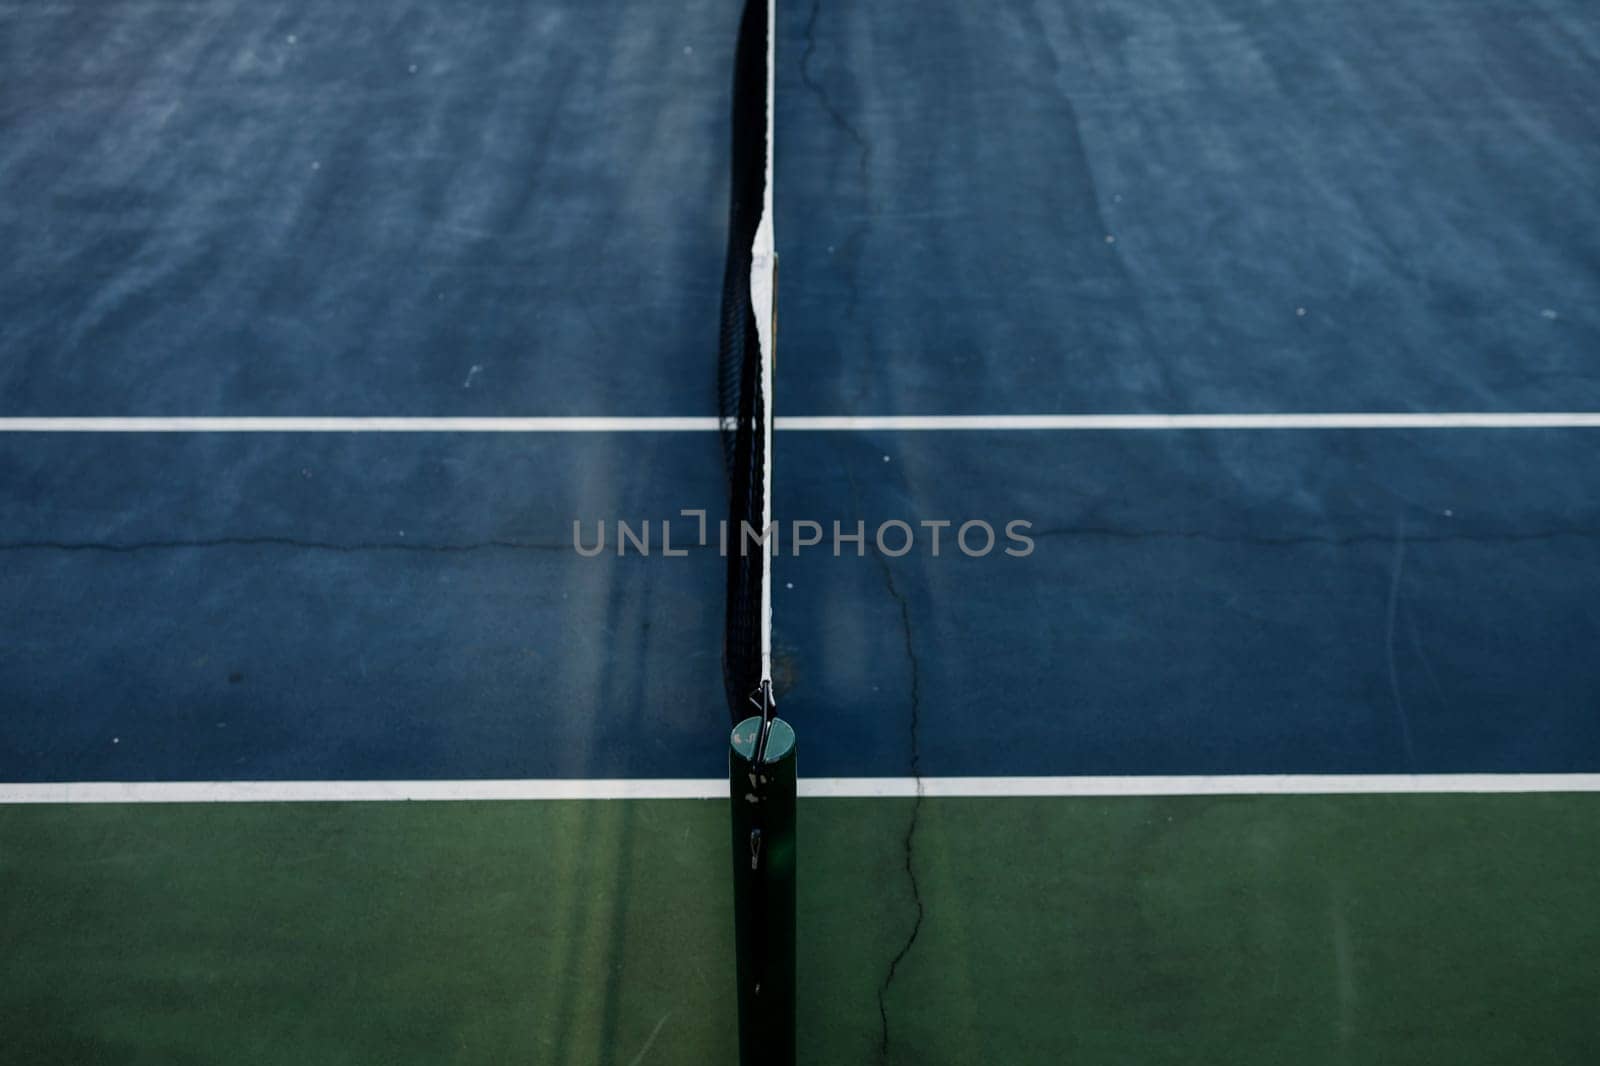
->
[730,716,795,764]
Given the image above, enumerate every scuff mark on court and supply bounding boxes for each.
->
[624,1011,672,1066]
[1385,518,1418,770]
[868,545,925,1062]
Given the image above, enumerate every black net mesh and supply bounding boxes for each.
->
[719,0,771,725]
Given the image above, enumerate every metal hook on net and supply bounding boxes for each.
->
[748,678,777,767]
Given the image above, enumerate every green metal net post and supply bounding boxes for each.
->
[729,715,796,1066]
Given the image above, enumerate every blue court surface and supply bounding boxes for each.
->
[2,1,1599,1062]
[2,0,1596,785]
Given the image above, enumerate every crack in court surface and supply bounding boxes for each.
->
[868,544,925,1062]
[4,526,1595,558]
[798,0,877,409]
[1027,525,1600,549]
[0,537,580,554]
[799,0,872,182]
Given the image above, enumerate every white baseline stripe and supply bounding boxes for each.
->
[3,775,1599,804]
[2,413,1600,433]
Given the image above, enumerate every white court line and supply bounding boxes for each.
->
[780,413,1600,431]
[0,417,723,432]
[3,775,1599,804]
[807,774,1600,797]
[2,413,1600,433]
[0,780,727,803]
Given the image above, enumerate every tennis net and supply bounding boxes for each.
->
[720,0,777,734]
[718,2,791,1064]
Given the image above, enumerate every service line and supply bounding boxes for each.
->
[3,413,1600,433]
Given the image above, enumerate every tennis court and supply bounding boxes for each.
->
[3,0,1599,1062]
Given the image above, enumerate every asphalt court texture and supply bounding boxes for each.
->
[2,0,1598,1061]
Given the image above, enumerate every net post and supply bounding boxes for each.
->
[729,712,796,1066]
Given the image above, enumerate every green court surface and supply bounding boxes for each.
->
[3,794,1596,1064]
